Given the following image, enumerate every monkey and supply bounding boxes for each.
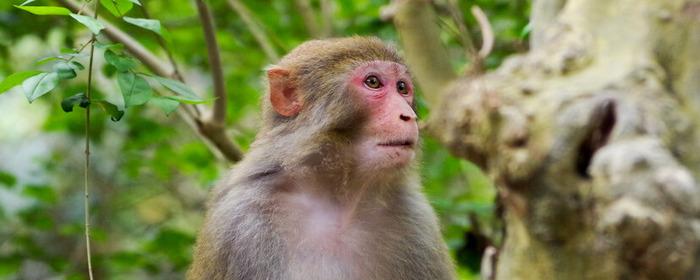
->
[188,36,456,280]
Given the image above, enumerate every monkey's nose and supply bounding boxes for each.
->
[399,114,413,122]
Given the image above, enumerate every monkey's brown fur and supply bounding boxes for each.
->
[188,37,455,280]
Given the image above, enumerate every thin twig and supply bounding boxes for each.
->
[65,37,95,63]
[83,2,98,279]
[195,0,226,124]
[294,0,321,38]
[76,0,88,16]
[226,0,280,61]
[138,2,184,82]
[195,0,244,162]
[445,0,485,73]
[319,0,333,37]
[137,2,201,117]
[392,0,457,107]
[471,6,494,58]
[446,0,478,60]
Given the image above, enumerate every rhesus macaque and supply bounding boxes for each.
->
[188,37,455,280]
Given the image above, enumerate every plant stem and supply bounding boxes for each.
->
[83,2,98,280]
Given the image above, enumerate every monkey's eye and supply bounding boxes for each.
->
[397,81,409,95]
[364,75,382,89]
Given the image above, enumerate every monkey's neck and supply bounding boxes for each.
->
[281,170,404,233]
[252,129,412,196]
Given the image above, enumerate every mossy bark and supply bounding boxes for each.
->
[393,0,700,279]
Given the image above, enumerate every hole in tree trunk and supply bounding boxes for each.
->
[576,100,617,178]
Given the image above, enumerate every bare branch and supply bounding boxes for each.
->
[226,0,280,61]
[471,6,494,59]
[195,0,244,163]
[446,0,478,61]
[83,2,98,278]
[197,120,244,163]
[194,0,227,124]
[392,0,457,107]
[444,0,486,73]
[379,2,398,21]
[294,0,321,38]
[319,0,333,37]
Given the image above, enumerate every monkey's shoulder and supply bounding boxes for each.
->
[207,162,284,200]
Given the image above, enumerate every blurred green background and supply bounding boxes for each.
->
[0,0,529,279]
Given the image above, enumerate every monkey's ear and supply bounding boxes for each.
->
[268,68,302,117]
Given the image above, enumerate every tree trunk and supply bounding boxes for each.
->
[392,0,700,279]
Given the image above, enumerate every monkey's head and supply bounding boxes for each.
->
[261,36,418,173]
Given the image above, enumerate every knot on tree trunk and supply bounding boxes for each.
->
[591,138,700,279]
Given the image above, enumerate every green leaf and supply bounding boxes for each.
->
[0,171,16,188]
[95,42,125,51]
[0,70,42,94]
[100,0,133,17]
[123,17,161,35]
[117,72,152,107]
[163,95,211,104]
[35,56,61,66]
[22,184,57,204]
[160,28,173,45]
[129,0,142,5]
[19,0,37,6]
[53,62,77,80]
[22,72,59,103]
[61,93,90,112]
[71,61,85,70]
[152,76,205,104]
[69,13,105,34]
[149,96,179,115]
[95,100,124,121]
[520,22,532,39]
[104,49,138,71]
[14,5,71,16]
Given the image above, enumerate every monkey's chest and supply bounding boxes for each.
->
[281,196,365,254]
[285,216,374,279]
[276,194,382,278]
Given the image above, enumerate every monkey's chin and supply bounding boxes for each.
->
[374,145,416,168]
[355,141,416,173]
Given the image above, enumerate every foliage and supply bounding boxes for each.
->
[0,0,529,279]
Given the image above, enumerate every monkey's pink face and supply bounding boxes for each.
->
[349,61,418,171]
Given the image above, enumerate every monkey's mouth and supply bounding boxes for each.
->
[377,139,415,148]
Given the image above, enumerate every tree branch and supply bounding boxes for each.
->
[226,0,280,61]
[294,0,321,38]
[392,0,457,107]
[530,0,566,49]
[319,0,333,37]
[195,0,226,124]
[56,0,243,163]
[471,6,494,59]
[446,0,479,66]
[195,0,244,163]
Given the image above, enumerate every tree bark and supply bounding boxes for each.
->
[393,0,700,279]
